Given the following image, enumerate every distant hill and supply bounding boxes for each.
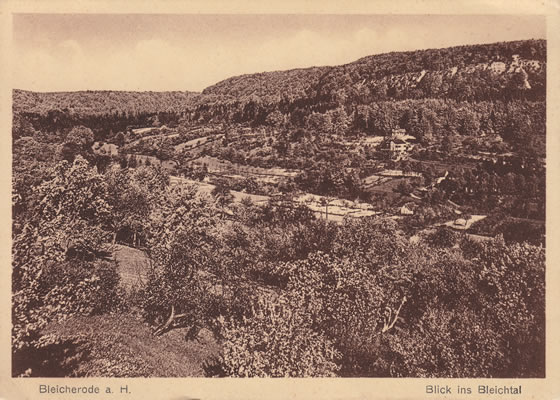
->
[14,40,546,115]
[202,40,546,102]
[13,90,199,116]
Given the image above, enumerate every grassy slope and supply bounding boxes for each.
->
[43,314,221,377]
[38,245,221,377]
[112,244,151,290]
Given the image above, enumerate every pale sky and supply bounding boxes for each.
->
[12,14,545,92]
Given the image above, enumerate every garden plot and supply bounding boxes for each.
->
[170,176,380,222]
[112,244,150,290]
[295,193,379,220]
[196,156,299,178]
[169,176,270,204]
[175,134,223,152]
[362,174,392,188]
[132,127,156,135]
[127,154,177,172]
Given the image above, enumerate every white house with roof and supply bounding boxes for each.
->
[384,128,416,160]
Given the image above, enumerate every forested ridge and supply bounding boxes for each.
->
[203,39,545,101]
[12,39,546,378]
[15,39,545,119]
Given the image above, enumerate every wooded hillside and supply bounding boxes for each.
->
[203,39,545,101]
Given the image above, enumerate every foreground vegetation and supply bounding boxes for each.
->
[13,152,544,377]
[12,39,546,377]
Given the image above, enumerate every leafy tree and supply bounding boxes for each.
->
[61,126,95,162]
[12,156,122,375]
[387,239,545,378]
[395,180,414,196]
[458,110,480,136]
[305,112,333,136]
[31,156,112,260]
[473,238,545,377]
[211,182,234,211]
[129,165,169,202]
[12,113,36,140]
[441,134,459,153]
[140,185,219,336]
[428,226,459,248]
[265,110,285,128]
[327,107,350,135]
[156,139,175,161]
[128,155,138,168]
[271,250,409,376]
[114,131,125,147]
[105,165,151,246]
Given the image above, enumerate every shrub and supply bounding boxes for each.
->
[428,226,459,248]
[219,294,340,377]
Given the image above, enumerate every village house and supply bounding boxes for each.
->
[382,128,416,160]
[400,205,414,215]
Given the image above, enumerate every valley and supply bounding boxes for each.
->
[12,38,546,378]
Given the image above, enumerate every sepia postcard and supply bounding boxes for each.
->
[1,0,559,399]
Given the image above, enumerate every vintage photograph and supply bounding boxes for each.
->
[11,14,546,378]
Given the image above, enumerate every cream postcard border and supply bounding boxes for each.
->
[0,1,559,399]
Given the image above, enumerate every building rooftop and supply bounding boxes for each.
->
[392,139,407,144]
